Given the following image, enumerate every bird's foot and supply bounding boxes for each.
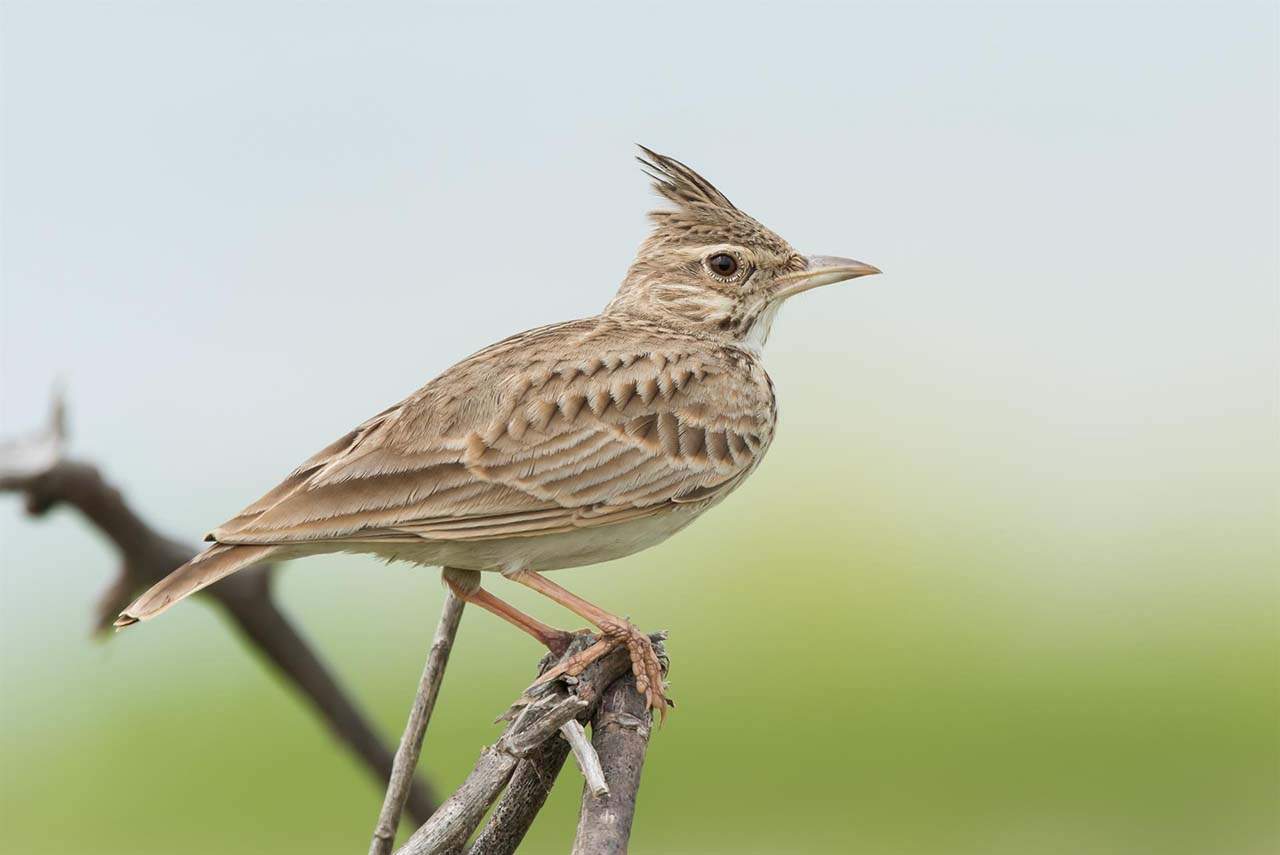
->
[532,619,669,722]
[534,636,615,685]
[598,617,670,722]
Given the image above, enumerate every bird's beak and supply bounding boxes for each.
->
[771,255,881,301]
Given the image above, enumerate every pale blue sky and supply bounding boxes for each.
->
[3,0,1276,587]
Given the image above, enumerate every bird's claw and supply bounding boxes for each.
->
[531,621,670,722]
[600,618,670,723]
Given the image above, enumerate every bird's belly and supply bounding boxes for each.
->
[345,504,709,573]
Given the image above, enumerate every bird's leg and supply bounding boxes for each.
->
[442,567,573,656]
[508,570,668,718]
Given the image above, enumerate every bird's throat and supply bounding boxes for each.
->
[740,301,781,357]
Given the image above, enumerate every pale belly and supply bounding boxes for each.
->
[333,502,712,574]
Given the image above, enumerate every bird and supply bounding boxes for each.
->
[115,147,880,716]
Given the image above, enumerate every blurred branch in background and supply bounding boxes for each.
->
[0,392,439,826]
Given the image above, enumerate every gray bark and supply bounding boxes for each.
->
[370,591,467,854]
[396,635,663,855]
[571,672,653,854]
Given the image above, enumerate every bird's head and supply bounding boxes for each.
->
[606,146,879,352]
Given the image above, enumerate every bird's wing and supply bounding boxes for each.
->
[211,319,774,546]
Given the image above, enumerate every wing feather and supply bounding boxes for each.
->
[211,318,774,547]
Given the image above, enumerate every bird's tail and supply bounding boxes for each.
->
[114,543,278,627]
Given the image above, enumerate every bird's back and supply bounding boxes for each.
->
[210,314,777,560]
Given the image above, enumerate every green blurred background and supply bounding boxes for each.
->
[2,1,1276,853]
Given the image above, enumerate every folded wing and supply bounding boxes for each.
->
[212,322,774,547]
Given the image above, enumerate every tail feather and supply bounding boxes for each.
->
[114,543,278,627]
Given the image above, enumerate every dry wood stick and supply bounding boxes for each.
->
[571,671,654,854]
[464,733,572,855]
[397,634,664,855]
[561,720,608,798]
[369,590,466,855]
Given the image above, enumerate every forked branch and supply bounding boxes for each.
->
[393,633,664,855]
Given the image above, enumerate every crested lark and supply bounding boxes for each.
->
[116,148,879,715]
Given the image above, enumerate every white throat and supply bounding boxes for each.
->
[740,301,781,358]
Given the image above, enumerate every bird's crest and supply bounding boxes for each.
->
[638,146,738,213]
[635,146,790,254]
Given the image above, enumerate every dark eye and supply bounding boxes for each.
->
[707,253,739,278]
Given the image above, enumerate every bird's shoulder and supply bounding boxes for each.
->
[390,313,774,441]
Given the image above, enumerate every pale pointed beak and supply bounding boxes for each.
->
[772,255,882,300]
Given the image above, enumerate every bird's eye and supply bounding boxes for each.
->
[706,253,739,278]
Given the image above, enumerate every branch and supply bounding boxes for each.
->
[571,671,654,854]
[396,633,666,855]
[0,395,438,824]
[370,591,466,855]
[561,720,608,798]
[464,729,572,855]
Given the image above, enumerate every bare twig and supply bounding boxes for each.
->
[396,633,665,855]
[0,396,438,823]
[571,671,654,855]
[370,590,467,855]
[395,694,586,854]
[561,720,608,798]
[464,733,572,855]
